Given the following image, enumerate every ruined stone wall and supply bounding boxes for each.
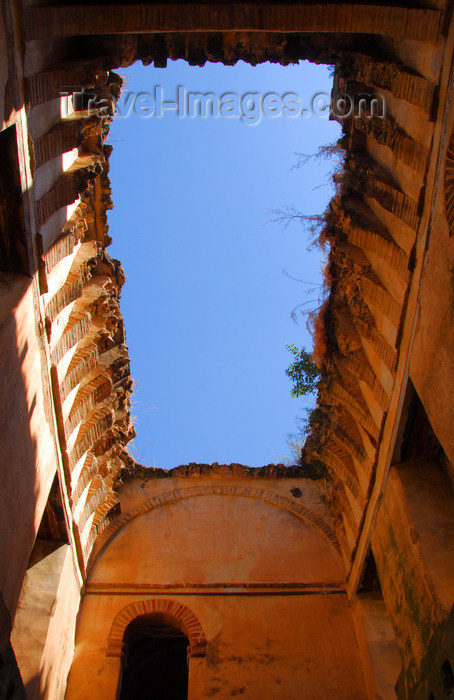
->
[300,28,446,570]
[66,468,368,700]
[298,10,454,690]
[2,0,454,698]
[1,3,134,696]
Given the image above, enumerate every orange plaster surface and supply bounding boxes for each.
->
[67,593,368,700]
[65,478,368,699]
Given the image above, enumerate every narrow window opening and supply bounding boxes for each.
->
[120,620,189,700]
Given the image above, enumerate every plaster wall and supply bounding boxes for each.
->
[372,461,454,695]
[383,36,443,82]
[402,5,454,469]
[0,284,60,617]
[65,475,371,698]
[352,593,401,700]
[67,593,368,700]
[410,213,454,467]
[12,544,80,700]
[119,472,330,509]
[90,493,342,587]
[89,474,342,586]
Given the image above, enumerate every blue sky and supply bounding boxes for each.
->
[107,59,340,468]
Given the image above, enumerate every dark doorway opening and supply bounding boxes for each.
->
[120,620,189,700]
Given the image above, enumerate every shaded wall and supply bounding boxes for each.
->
[372,461,454,699]
[2,1,454,697]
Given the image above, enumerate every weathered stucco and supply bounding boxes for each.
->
[2,1,454,698]
[90,493,343,586]
[67,593,367,700]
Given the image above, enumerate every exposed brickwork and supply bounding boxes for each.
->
[65,376,112,438]
[333,425,367,467]
[347,53,437,112]
[322,450,362,501]
[69,410,113,471]
[24,4,442,43]
[33,121,81,168]
[346,221,409,282]
[71,455,99,505]
[125,460,323,481]
[60,345,99,400]
[354,116,429,173]
[35,174,78,229]
[46,278,83,323]
[106,599,207,658]
[77,480,107,533]
[82,502,121,561]
[43,229,81,274]
[367,179,420,231]
[331,382,381,441]
[51,313,92,366]
[26,60,108,106]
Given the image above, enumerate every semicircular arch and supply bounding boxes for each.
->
[88,484,340,573]
[106,599,207,658]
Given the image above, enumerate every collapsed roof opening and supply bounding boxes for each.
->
[107,59,339,468]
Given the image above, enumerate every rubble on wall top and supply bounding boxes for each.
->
[118,454,328,482]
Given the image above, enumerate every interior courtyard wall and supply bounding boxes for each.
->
[66,471,367,699]
[67,592,368,700]
[2,2,454,698]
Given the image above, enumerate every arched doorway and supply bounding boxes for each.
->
[119,616,189,700]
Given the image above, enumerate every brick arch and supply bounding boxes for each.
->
[88,484,341,573]
[106,599,207,658]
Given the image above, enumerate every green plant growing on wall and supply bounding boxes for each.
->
[285,344,321,397]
